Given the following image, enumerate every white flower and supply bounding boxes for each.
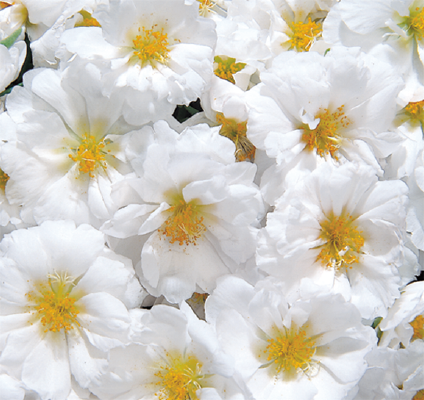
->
[205,275,376,400]
[247,47,404,203]
[257,162,410,319]
[91,303,245,400]
[0,220,144,400]
[60,0,217,125]
[1,63,151,226]
[102,121,263,303]
[379,281,424,349]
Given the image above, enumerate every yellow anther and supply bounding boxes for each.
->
[155,354,205,400]
[316,212,364,271]
[197,0,215,16]
[216,113,255,162]
[0,168,9,192]
[409,7,424,40]
[413,389,424,400]
[405,100,424,123]
[288,18,322,52]
[214,56,246,84]
[301,105,351,159]
[69,133,108,178]
[265,326,316,374]
[133,25,170,66]
[75,10,101,27]
[410,314,424,341]
[159,199,206,246]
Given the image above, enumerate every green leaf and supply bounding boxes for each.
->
[0,28,22,49]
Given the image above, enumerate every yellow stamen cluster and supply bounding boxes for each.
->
[410,314,424,341]
[155,355,204,400]
[405,100,424,124]
[26,274,80,333]
[214,56,246,84]
[216,113,255,162]
[409,7,424,41]
[413,389,424,400]
[159,199,206,246]
[75,10,101,27]
[317,213,364,271]
[133,25,170,66]
[0,2,12,10]
[265,326,316,374]
[302,105,351,159]
[288,18,322,52]
[0,168,9,192]
[197,0,215,16]
[69,133,108,177]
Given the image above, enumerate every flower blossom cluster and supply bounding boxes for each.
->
[0,0,423,399]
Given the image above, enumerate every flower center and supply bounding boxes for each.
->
[413,389,424,400]
[406,7,424,41]
[159,199,206,246]
[405,100,424,124]
[75,10,101,27]
[68,133,108,177]
[155,354,205,400]
[411,314,424,341]
[133,25,170,66]
[216,113,255,162]
[26,272,80,333]
[0,168,9,192]
[265,326,316,374]
[317,212,364,270]
[197,0,216,16]
[288,18,322,52]
[214,56,246,84]
[301,105,351,159]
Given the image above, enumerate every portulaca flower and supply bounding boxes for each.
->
[205,275,376,400]
[0,220,144,400]
[247,47,404,203]
[91,303,246,399]
[257,162,410,319]
[346,340,424,400]
[102,121,263,303]
[1,63,151,227]
[379,281,424,349]
[323,0,424,102]
[60,0,216,125]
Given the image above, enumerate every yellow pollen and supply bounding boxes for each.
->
[265,326,316,374]
[301,105,350,159]
[288,18,322,52]
[155,355,205,400]
[405,100,424,123]
[408,7,424,40]
[410,314,424,341]
[413,389,424,400]
[69,133,108,177]
[159,199,206,246]
[75,10,101,27]
[0,168,9,192]
[133,25,170,66]
[216,113,255,162]
[214,56,246,84]
[26,273,80,333]
[317,212,364,271]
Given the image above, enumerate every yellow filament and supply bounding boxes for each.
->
[410,314,424,341]
[155,355,205,400]
[288,18,322,52]
[302,105,351,159]
[133,25,170,66]
[317,212,364,271]
[216,113,255,162]
[159,199,206,246]
[0,168,9,192]
[214,56,246,84]
[197,0,215,16]
[265,326,316,374]
[69,133,108,177]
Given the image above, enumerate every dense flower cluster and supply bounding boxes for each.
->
[0,0,423,399]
